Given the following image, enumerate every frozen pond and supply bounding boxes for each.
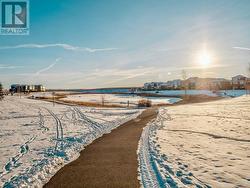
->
[61,94,182,107]
[78,89,248,97]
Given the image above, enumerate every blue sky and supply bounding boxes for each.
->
[0,0,250,89]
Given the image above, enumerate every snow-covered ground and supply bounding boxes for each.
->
[61,94,181,106]
[138,95,250,188]
[0,96,142,187]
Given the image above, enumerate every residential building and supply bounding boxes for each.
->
[232,75,248,89]
[171,79,182,89]
[143,82,166,90]
[143,75,250,91]
[10,84,46,93]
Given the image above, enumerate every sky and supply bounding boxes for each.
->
[0,0,250,89]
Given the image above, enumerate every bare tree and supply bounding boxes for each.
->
[182,70,187,98]
[101,95,105,106]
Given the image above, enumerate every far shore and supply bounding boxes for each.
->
[32,92,223,108]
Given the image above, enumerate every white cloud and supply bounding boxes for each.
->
[0,65,23,69]
[67,67,156,85]
[233,47,250,51]
[156,47,185,52]
[0,43,117,53]
[35,58,61,75]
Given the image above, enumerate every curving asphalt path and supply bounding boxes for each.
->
[44,108,158,188]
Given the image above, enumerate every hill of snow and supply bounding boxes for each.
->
[0,96,142,187]
[138,95,250,188]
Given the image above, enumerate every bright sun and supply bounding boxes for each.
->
[197,50,212,67]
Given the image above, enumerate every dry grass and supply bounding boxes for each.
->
[33,93,223,108]
[34,96,125,108]
[59,99,124,108]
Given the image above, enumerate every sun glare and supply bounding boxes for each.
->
[197,50,212,68]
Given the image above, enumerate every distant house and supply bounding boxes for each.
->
[28,85,35,91]
[143,82,166,90]
[143,80,182,90]
[143,83,153,90]
[185,77,199,89]
[143,77,236,90]
[171,79,182,89]
[34,85,46,92]
[246,78,250,93]
[183,77,232,90]
[208,78,231,90]
[10,84,46,93]
[232,75,248,89]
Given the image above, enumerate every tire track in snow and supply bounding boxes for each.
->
[45,108,64,152]
[73,107,104,135]
[83,114,113,123]
[38,108,49,132]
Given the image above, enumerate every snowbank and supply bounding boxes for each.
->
[138,95,250,188]
[0,96,142,187]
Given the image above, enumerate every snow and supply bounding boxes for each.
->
[61,94,181,106]
[138,95,250,188]
[0,96,142,187]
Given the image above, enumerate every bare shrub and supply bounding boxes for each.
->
[0,82,4,100]
[101,95,105,106]
[138,99,152,107]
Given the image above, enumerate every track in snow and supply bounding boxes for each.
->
[138,108,210,188]
[73,107,104,136]
[0,136,36,180]
[45,108,64,152]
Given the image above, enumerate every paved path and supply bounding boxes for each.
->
[44,108,158,188]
